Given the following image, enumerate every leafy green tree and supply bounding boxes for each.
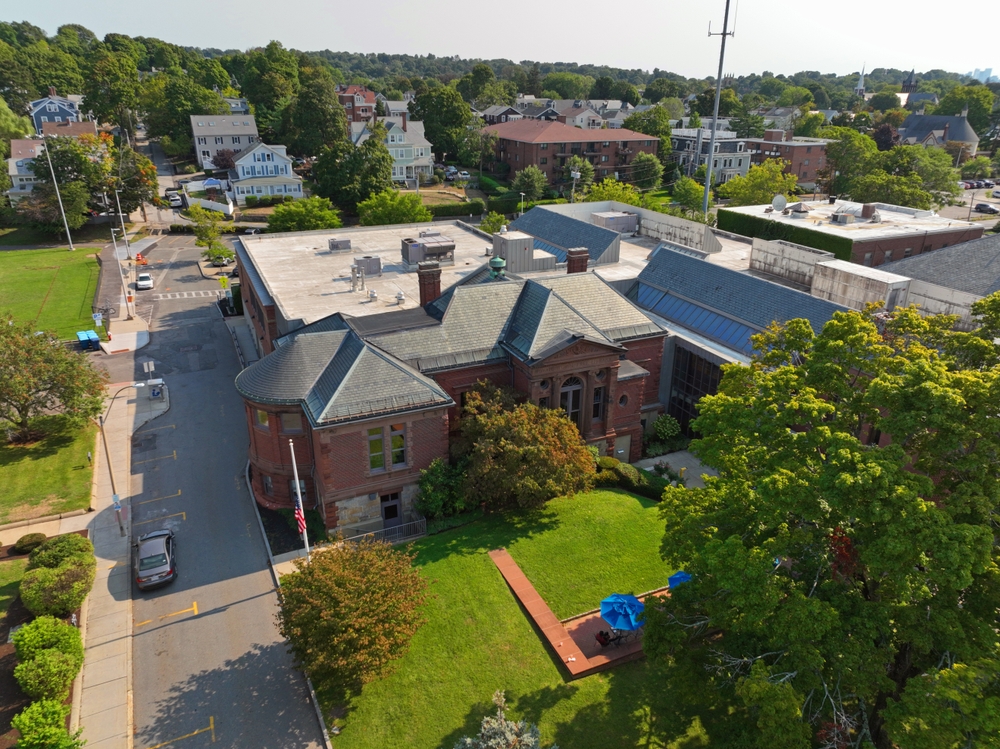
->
[0,96,32,159]
[792,112,825,138]
[51,24,97,58]
[622,106,672,166]
[757,77,787,99]
[457,126,499,177]
[818,126,878,194]
[717,159,797,207]
[868,91,901,112]
[409,87,473,159]
[357,190,431,226]
[695,88,740,117]
[415,457,467,519]
[280,64,348,156]
[541,72,594,100]
[961,155,993,179]
[871,122,900,151]
[241,40,299,114]
[456,63,497,103]
[140,72,229,144]
[849,169,932,208]
[644,78,681,103]
[645,302,1000,749]
[880,145,960,206]
[474,80,516,108]
[729,104,766,138]
[564,155,594,194]
[313,121,393,212]
[611,80,640,107]
[589,76,615,99]
[776,85,814,108]
[115,143,159,219]
[15,182,90,237]
[631,151,664,189]
[688,110,702,129]
[479,211,507,235]
[0,39,35,112]
[511,165,548,202]
[187,57,230,91]
[672,175,708,214]
[459,385,595,512]
[268,196,342,232]
[525,64,542,97]
[82,48,140,137]
[455,691,556,749]
[20,41,83,98]
[934,84,996,134]
[586,178,642,206]
[0,316,108,441]
[277,539,427,702]
[658,97,686,121]
[188,204,234,264]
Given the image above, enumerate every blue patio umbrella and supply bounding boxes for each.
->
[600,593,644,631]
[668,571,692,588]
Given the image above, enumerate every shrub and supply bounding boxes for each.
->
[13,616,84,665]
[11,699,82,749]
[416,458,467,520]
[597,456,619,471]
[13,534,47,555]
[478,175,502,195]
[479,211,506,235]
[595,469,619,487]
[169,223,193,233]
[244,195,259,207]
[181,164,198,174]
[20,557,96,617]
[15,648,80,700]
[283,194,295,203]
[28,535,94,571]
[652,414,681,442]
[428,199,485,218]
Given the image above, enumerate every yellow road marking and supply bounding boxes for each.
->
[142,716,215,748]
[106,562,117,570]
[135,424,175,433]
[135,619,152,627]
[136,490,182,505]
[134,512,186,525]
[159,601,198,620]
[133,450,176,465]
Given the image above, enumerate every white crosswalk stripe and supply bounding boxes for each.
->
[151,290,223,301]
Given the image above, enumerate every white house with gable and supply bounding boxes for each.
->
[350,116,434,187]
[228,142,303,205]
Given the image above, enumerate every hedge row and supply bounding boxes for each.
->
[169,224,241,234]
[244,194,295,207]
[20,535,96,618]
[429,199,485,217]
[478,175,503,195]
[594,456,673,502]
[716,209,853,261]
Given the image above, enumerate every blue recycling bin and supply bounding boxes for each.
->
[76,331,91,350]
[86,330,100,348]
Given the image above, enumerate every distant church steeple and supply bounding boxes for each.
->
[901,69,917,94]
[854,66,866,98]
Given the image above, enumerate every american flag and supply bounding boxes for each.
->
[294,492,306,535]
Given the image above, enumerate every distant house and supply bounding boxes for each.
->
[670,128,750,184]
[743,130,832,187]
[350,117,433,187]
[382,100,410,118]
[557,107,603,129]
[41,120,98,138]
[762,107,800,131]
[224,97,251,115]
[897,110,979,155]
[906,92,939,108]
[482,105,522,125]
[337,85,376,124]
[190,115,259,169]
[5,139,44,204]
[521,104,560,121]
[484,119,658,184]
[229,142,302,205]
[28,88,86,134]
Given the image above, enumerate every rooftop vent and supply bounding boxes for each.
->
[328,238,351,252]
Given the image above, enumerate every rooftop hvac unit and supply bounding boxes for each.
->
[832,213,855,225]
[419,229,441,238]
[354,255,382,277]
[328,238,351,251]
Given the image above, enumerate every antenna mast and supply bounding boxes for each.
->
[702,0,735,217]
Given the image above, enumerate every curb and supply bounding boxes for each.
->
[226,321,247,369]
[243,459,333,749]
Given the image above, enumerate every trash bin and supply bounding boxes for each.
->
[86,330,100,349]
[76,331,90,350]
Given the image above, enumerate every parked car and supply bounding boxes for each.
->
[168,195,183,208]
[244,228,261,235]
[974,203,999,214]
[134,529,176,590]
[457,171,471,180]
[992,190,1000,198]
[445,172,457,181]
[136,273,154,290]
[445,165,458,174]
[983,180,995,187]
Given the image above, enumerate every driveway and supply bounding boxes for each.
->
[107,238,324,748]
[136,137,190,226]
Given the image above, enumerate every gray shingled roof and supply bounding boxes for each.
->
[881,233,1000,296]
[511,210,618,262]
[504,283,613,361]
[235,330,453,426]
[638,246,847,335]
[899,113,979,144]
[534,275,662,341]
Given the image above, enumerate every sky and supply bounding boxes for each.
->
[12,0,995,80]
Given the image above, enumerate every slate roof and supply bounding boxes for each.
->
[533,275,662,342]
[637,245,847,341]
[235,329,453,426]
[510,210,618,262]
[880,233,1000,296]
[503,282,612,361]
[898,113,978,144]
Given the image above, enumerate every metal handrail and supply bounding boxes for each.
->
[344,517,426,545]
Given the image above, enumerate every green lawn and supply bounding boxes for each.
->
[0,559,28,624]
[0,416,96,524]
[0,224,116,247]
[325,490,707,749]
[0,247,101,339]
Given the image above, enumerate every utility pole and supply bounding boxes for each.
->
[571,170,581,203]
[43,137,75,251]
[113,189,132,259]
[702,0,735,217]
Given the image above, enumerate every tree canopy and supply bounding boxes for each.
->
[312,121,393,213]
[631,152,664,189]
[621,106,672,166]
[934,84,996,134]
[409,87,473,159]
[511,165,547,202]
[268,196,342,232]
[717,159,797,207]
[357,190,431,226]
[645,300,1000,749]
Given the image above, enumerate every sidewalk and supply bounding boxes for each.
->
[0,384,171,748]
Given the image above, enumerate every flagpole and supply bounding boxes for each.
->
[289,439,310,562]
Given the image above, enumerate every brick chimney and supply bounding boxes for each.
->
[48,86,56,98]
[566,248,589,274]
[417,261,442,306]
[401,110,407,132]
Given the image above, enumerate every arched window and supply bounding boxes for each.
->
[560,377,583,428]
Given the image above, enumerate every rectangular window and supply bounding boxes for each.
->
[280,413,302,433]
[592,387,604,419]
[255,409,269,430]
[883,250,893,262]
[804,159,810,166]
[738,158,743,167]
[863,252,873,266]
[55,116,62,122]
[262,475,273,495]
[368,427,385,471]
[215,137,223,145]
[289,479,306,501]
[390,424,405,466]
[540,157,547,164]
[232,136,241,144]
[601,155,608,162]
[539,142,548,150]
[903,247,913,257]
[197,137,207,145]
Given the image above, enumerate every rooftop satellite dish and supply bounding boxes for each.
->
[771,194,787,212]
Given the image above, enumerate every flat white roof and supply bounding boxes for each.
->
[722,200,978,240]
[816,259,910,284]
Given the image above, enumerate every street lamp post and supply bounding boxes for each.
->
[42,137,75,252]
[519,192,526,216]
[967,189,979,222]
[99,382,157,536]
[113,189,132,259]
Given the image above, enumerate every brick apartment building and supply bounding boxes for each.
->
[336,84,376,123]
[484,119,658,185]
[744,130,831,186]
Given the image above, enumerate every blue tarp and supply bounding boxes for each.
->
[668,571,692,588]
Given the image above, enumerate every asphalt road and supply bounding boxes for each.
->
[938,186,1000,222]
[103,239,324,749]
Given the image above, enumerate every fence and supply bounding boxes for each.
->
[344,517,426,545]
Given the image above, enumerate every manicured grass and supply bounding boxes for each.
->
[0,247,101,339]
[325,490,702,749]
[0,416,95,525]
[0,224,115,247]
[0,560,27,623]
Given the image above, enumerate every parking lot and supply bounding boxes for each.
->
[938,183,1000,222]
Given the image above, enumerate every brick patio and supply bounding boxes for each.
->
[489,549,666,679]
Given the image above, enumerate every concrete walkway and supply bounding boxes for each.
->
[633,450,718,489]
[0,384,170,749]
